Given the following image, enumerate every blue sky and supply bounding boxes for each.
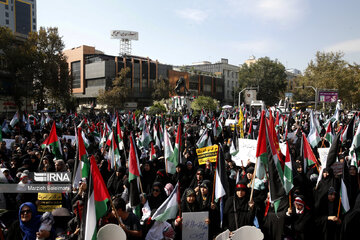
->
[37,0,360,72]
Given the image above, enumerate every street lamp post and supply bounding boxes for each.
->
[238,87,258,107]
[295,85,317,110]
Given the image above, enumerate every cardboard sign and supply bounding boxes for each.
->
[37,193,62,212]
[232,139,257,166]
[197,145,219,165]
[318,148,330,166]
[2,139,15,150]
[331,162,344,176]
[62,135,76,145]
[182,211,209,240]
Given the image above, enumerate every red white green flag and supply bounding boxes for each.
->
[78,128,90,179]
[256,111,268,180]
[168,123,182,174]
[41,122,62,159]
[128,133,141,211]
[151,142,157,160]
[84,155,110,240]
[283,142,294,194]
[302,133,319,172]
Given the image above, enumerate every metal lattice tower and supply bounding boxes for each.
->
[120,39,132,55]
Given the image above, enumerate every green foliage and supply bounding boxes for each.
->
[293,51,360,109]
[134,109,142,118]
[0,26,72,111]
[238,57,287,106]
[191,96,218,112]
[152,76,171,100]
[0,26,37,110]
[97,68,130,109]
[148,103,167,115]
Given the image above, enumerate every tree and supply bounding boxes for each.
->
[238,57,287,106]
[152,76,171,101]
[31,27,72,111]
[0,26,37,111]
[191,96,218,112]
[97,68,130,109]
[148,103,167,115]
[293,51,360,109]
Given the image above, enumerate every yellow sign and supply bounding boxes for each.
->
[37,193,62,212]
[196,145,219,165]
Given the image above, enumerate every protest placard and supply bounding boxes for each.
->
[62,135,76,145]
[182,211,209,240]
[232,139,257,166]
[37,192,62,212]
[318,148,330,166]
[2,138,15,150]
[197,145,218,165]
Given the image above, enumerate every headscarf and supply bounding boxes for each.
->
[19,202,42,240]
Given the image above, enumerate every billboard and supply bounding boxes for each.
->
[110,30,139,40]
[319,91,338,103]
[244,90,257,105]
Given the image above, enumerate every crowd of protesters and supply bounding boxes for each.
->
[0,104,359,240]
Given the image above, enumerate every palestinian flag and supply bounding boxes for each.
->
[214,119,222,138]
[256,111,268,180]
[164,127,174,174]
[230,129,239,156]
[78,128,90,179]
[341,117,355,144]
[307,110,321,148]
[129,133,141,216]
[84,156,110,240]
[40,115,45,129]
[140,124,152,149]
[196,129,208,149]
[116,116,124,150]
[349,122,360,167]
[150,142,157,160]
[153,123,161,148]
[265,119,286,213]
[340,178,350,213]
[152,183,180,221]
[302,133,319,172]
[41,122,62,159]
[10,112,19,128]
[107,131,121,169]
[168,123,182,174]
[283,142,294,194]
[214,145,229,201]
[325,121,334,145]
[200,109,206,123]
[2,120,10,134]
[247,120,253,139]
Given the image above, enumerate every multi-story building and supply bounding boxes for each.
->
[63,45,172,109]
[0,0,36,114]
[182,58,239,105]
[168,69,224,101]
[0,0,36,37]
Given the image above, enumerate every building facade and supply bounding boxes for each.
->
[0,0,36,37]
[182,58,239,105]
[63,45,172,109]
[168,69,224,101]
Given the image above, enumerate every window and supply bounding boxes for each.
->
[71,61,81,89]
[15,0,31,35]
[5,5,8,10]
[5,12,9,17]
[33,18,35,23]
[6,19,9,25]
